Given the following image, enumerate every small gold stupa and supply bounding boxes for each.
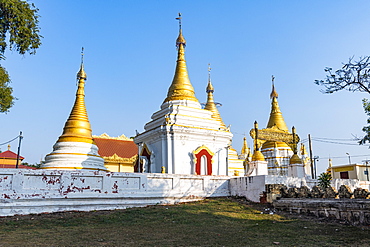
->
[41,50,106,171]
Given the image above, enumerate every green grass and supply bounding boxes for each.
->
[0,198,369,246]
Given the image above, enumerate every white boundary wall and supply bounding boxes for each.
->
[0,169,230,216]
[230,175,317,202]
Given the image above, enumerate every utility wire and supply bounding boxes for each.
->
[311,138,370,146]
[312,137,359,141]
[318,154,370,160]
[0,135,21,146]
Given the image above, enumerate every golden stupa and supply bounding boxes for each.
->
[163,14,199,104]
[204,65,226,128]
[41,51,106,171]
[261,81,290,150]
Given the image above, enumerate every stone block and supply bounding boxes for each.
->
[297,186,310,198]
[311,186,324,198]
[338,185,353,199]
[323,187,337,199]
[364,213,370,225]
[353,188,370,199]
[350,211,361,225]
[287,188,298,198]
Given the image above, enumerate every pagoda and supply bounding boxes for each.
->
[249,78,305,176]
[134,14,235,175]
[41,52,106,171]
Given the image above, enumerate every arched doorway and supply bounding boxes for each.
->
[135,143,151,172]
[193,146,214,175]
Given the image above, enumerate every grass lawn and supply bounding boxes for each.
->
[0,198,369,246]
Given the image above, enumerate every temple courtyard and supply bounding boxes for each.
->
[0,198,368,247]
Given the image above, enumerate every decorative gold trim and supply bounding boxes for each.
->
[333,166,354,172]
[192,145,214,170]
[165,124,231,133]
[39,166,108,171]
[103,154,138,163]
[93,133,131,141]
[45,153,101,158]
[193,145,214,156]
[140,143,151,156]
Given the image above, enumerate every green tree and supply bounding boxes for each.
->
[315,56,370,144]
[317,172,332,189]
[0,0,42,113]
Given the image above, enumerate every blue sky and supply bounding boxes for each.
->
[2,0,370,174]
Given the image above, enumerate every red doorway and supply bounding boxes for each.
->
[193,146,214,175]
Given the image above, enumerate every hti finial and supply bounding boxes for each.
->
[270,75,278,99]
[77,47,87,80]
[176,13,182,32]
[208,63,211,83]
[81,47,84,65]
[206,63,214,93]
[175,13,186,47]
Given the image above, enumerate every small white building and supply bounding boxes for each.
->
[329,163,370,181]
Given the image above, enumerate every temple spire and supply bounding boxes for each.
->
[56,48,95,144]
[204,64,226,127]
[266,77,288,131]
[163,13,199,104]
[240,137,250,156]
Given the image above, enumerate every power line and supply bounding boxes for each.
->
[312,137,358,141]
[318,154,370,160]
[0,134,21,147]
[311,138,370,146]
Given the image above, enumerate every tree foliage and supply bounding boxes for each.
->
[315,56,370,145]
[314,56,370,94]
[0,0,42,113]
[0,66,13,112]
[317,172,332,189]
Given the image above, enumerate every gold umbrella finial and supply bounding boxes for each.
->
[175,13,186,47]
[270,75,278,99]
[206,63,214,92]
[77,47,87,80]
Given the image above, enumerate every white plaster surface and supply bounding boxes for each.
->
[0,169,230,216]
[42,142,106,170]
[331,178,362,191]
[230,175,318,202]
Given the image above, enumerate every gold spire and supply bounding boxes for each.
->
[163,13,199,103]
[56,49,95,144]
[300,143,308,156]
[241,137,249,156]
[204,64,225,127]
[266,78,288,131]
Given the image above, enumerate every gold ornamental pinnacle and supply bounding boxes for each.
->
[267,79,288,131]
[163,14,198,103]
[56,50,95,144]
[204,65,226,127]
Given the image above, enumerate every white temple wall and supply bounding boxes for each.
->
[230,175,317,202]
[0,169,231,217]
[136,124,232,175]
